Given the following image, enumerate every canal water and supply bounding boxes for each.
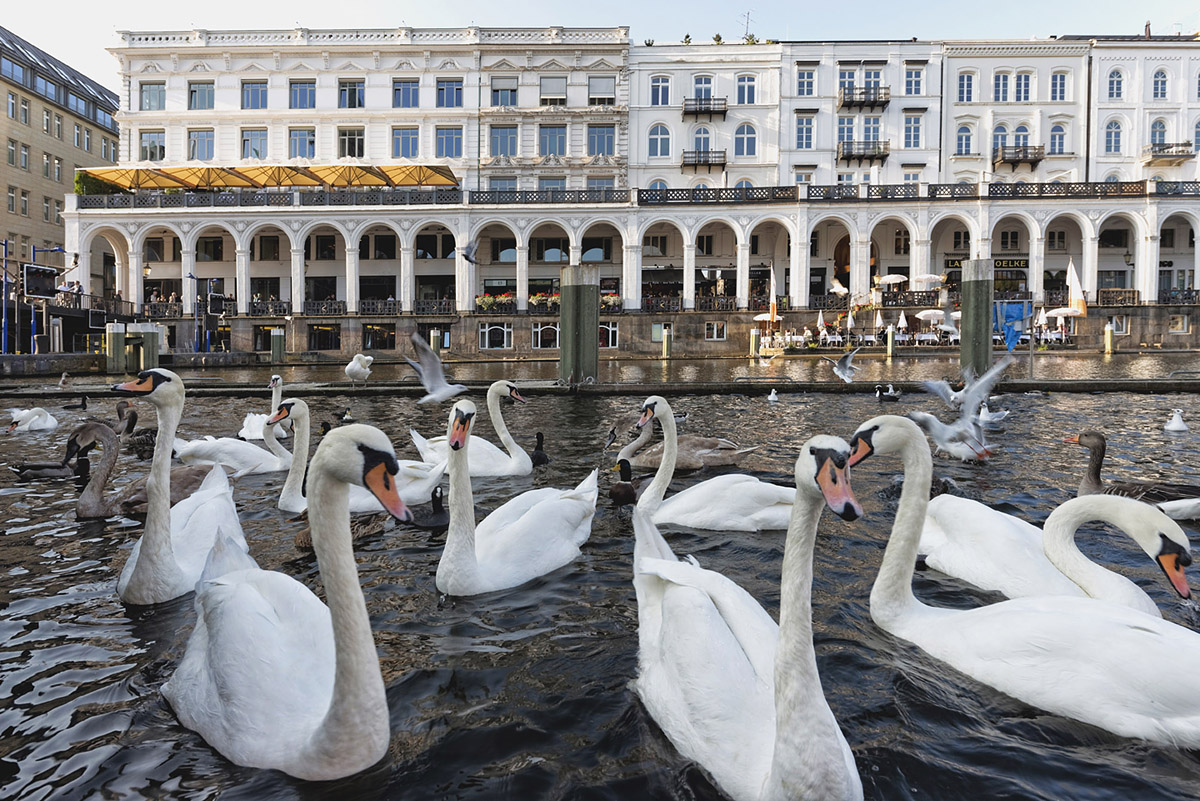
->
[2,380,1200,800]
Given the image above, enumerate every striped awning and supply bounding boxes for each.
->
[79,163,458,189]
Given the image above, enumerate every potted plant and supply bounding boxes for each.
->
[475,294,495,311]
[601,294,623,309]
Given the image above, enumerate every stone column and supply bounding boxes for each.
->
[126,248,143,308]
[76,251,92,297]
[180,248,196,309]
[343,247,359,314]
[849,237,871,302]
[911,238,930,281]
[516,245,529,312]
[290,247,305,312]
[682,243,696,310]
[454,248,472,312]
[1081,236,1099,301]
[1028,235,1045,304]
[400,245,414,313]
[1137,234,1159,302]
[1192,235,1200,292]
[622,243,642,310]
[736,241,751,310]
[790,233,806,308]
[559,261,600,384]
[235,248,250,314]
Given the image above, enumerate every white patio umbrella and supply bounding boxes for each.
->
[1037,307,1048,326]
[911,273,945,288]
[874,309,884,329]
[877,274,908,285]
[846,309,855,329]
[898,310,909,329]
[816,309,825,328]
[1046,306,1083,321]
[915,309,944,322]
[753,312,773,321]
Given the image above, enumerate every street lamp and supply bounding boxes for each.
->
[29,245,66,354]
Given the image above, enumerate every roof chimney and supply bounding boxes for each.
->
[1145,20,1152,38]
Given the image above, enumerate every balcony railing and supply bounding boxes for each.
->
[474,298,517,314]
[303,300,347,315]
[682,97,728,117]
[811,294,850,310]
[682,150,727,169]
[1044,290,1068,308]
[1097,288,1140,306]
[749,295,790,312]
[694,296,738,311]
[638,186,797,205]
[1158,289,1200,304]
[837,86,891,108]
[837,141,890,162]
[642,297,682,312]
[300,189,462,206]
[992,145,1045,167]
[359,299,399,315]
[879,290,939,307]
[1143,143,1196,164]
[44,292,133,318]
[867,184,919,200]
[806,184,860,200]
[1155,181,1200,196]
[414,299,456,315]
[78,188,462,209]
[248,300,292,316]
[143,301,184,318]
[988,181,1145,198]
[929,183,979,198]
[469,189,629,204]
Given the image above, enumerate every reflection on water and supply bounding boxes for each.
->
[1,388,1200,800]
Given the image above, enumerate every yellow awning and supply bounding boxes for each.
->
[158,166,259,188]
[377,164,459,187]
[305,163,389,187]
[235,164,323,187]
[79,167,191,190]
[80,163,459,189]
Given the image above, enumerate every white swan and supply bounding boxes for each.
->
[345,353,373,385]
[174,414,293,475]
[162,424,412,780]
[635,396,795,531]
[111,370,249,605]
[237,374,290,440]
[605,416,757,471]
[849,414,1200,748]
[271,398,445,513]
[631,430,864,801]
[436,399,598,596]
[919,494,1192,615]
[411,381,532,477]
[7,407,58,432]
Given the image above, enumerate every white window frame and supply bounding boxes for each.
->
[1108,69,1123,100]
[796,116,814,149]
[1153,70,1169,100]
[650,76,670,106]
[993,72,1009,102]
[736,74,756,105]
[532,322,560,349]
[648,124,671,158]
[1047,230,1067,250]
[599,321,619,349]
[905,68,923,96]
[1050,72,1067,102]
[478,322,513,349]
[903,115,921,148]
[704,321,727,340]
[956,125,973,155]
[797,69,814,96]
[957,72,974,103]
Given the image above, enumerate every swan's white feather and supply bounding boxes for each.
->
[653,474,795,531]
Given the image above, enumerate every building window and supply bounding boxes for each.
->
[241,80,268,109]
[188,81,214,110]
[1161,228,1176,249]
[734,123,756,156]
[736,75,756,104]
[1151,119,1167,146]
[796,116,814,149]
[313,234,336,260]
[647,179,668,191]
[289,128,316,159]
[953,231,970,251]
[1051,72,1067,101]
[393,79,420,108]
[1195,122,1200,152]
[196,236,224,261]
[5,186,13,213]
[1105,120,1122,154]
[693,75,713,99]
[1108,69,1123,99]
[696,234,714,256]
[140,130,165,161]
[588,124,615,156]
[339,79,365,109]
[0,57,25,84]
[490,76,517,106]
[993,72,1009,102]
[490,125,517,156]
[694,126,711,151]
[650,76,670,106]
[18,144,27,170]
[895,228,911,254]
[435,126,462,158]
[490,176,517,191]
[42,197,50,222]
[54,114,61,139]
[540,125,566,156]
[863,69,881,89]
[307,324,342,351]
[1013,124,1029,148]
[587,177,615,190]
[5,139,13,166]
[903,172,921,183]
[797,69,814,96]
[589,76,616,106]
[1047,230,1066,250]
[863,116,880,142]
[188,129,214,160]
[539,76,566,106]
[338,127,364,158]
[599,321,619,348]
[1169,314,1190,333]
[649,124,670,157]
[705,321,727,340]
[532,322,559,349]
[1049,124,1066,155]
[385,126,415,158]
[19,190,27,216]
[1014,73,1031,103]
[992,125,1007,153]
[734,179,753,189]
[1154,69,1168,100]
[837,172,853,184]
[905,67,923,95]
[904,115,921,148]
[53,157,61,182]
[538,177,566,191]
[241,128,268,159]
[42,152,50,177]
[839,69,855,91]
[958,72,973,103]
[290,80,315,109]
[479,322,513,349]
[999,231,1021,251]
[643,234,668,256]
[837,116,854,143]
[956,125,973,155]
[139,82,165,111]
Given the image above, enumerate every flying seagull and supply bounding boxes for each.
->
[405,332,468,404]
[821,347,861,383]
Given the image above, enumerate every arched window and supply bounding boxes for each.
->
[1194,121,1200,151]
[1105,120,1122,154]
[956,125,973,155]
[1154,69,1168,100]
[693,75,713,100]
[1013,124,1030,148]
[734,123,756,156]
[647,179,668,190]
[734,179,753,189]
[1151,119,1167,146]
[1104,172,1120,183]
[992,125,1008,154]
[1151,175,1166,183]
[694,182,710,190]
[648,124,670,157]
[1108,69,1123,99]
[694,126,711,151]
[1049,124,1066,155]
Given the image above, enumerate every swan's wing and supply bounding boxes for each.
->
[239,412,268,440]
[475,471,598,561]
[657,475,794,531]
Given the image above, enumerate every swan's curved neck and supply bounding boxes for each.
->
[441,436,481,587]
[270,383,282,414]
[123,391,184,604]
[261,416,290,461]
[1079,442,1105,495]
[301,455,387,769]
[617,423,652,462]
[769,487,856,797]
[279,411,311,511]
[870,425,934,630]
[487,387,525,464]
[638,413,677,511]
[78,427,120,516]
[1043,495,1156,607]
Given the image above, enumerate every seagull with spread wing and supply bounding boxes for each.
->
[910,355,1013,460]
[405,332,468,404]
[821,347,861,383]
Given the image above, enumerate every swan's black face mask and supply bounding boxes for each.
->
[449,410,475,450]
[507,384,527,404]
[358,444,411,522]
[637,402,658,429]
[267,402,293,426]
[1156,533,1193,600]
[112,370,171,396]
[848,426,878,467]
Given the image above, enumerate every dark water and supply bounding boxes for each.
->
[2,385,1200,800]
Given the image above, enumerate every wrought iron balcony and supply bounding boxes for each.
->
[682,150,727,170]
[78,188,463,209]
[988,180,1146,198]
[811,294,849,310]
[414,298,457,315]
[992,145,1045,168]
[837,86,891,109]
[749,295,790,312]
[1097,289,1140,306]
[1143,143,1196,165]
[303,300,347,316]
[638,186,797,205]
[1158,288,1200,304]
[143,301,184,318]
[359,299,399,315]
[879,290,939,307]
[806,184,860,200]
[836,141,890,162]
[682,97,728,118]
[468,189,629,204]
[694,296,737,311]
[929,183,979,198]
[248,300,292,316]
[642,297,682,312]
